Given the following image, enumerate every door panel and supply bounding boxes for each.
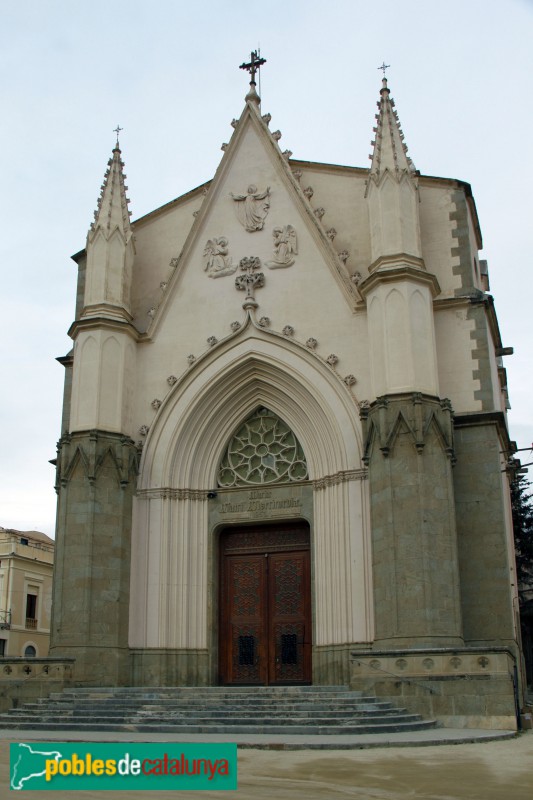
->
[220,524,311,685]
[226,555,266,684]
[269,551,310,683]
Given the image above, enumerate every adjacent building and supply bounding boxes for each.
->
[0,527,54,658]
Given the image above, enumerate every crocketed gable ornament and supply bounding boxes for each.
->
[218,408,308,487]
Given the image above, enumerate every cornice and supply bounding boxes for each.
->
[135,468,368,500]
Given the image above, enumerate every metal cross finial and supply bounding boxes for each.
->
[378,62,390,76]
[240,50,266,85]
[113,124,123,143]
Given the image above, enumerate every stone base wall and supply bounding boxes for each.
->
[131,649,210,686]
[350,648,518,729]
[131,645,357,687]
[313,644,358,685]
[0,658,74,713]
[58,646,132,687]
[50,430,139,687]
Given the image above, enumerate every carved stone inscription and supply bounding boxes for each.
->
[210,484,310,525]
[221,490,302,516]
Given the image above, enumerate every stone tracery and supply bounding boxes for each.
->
[218,408,308,487]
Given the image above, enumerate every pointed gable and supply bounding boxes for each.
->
[143,85,360,346]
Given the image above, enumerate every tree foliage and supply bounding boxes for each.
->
[511,476,533,588]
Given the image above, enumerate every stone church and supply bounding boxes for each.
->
[50,59,522,728]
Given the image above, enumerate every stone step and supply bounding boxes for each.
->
[72,708,406,720]
[0,685,438,735]
[47,692,371,704]
[4,704,401,720]
[0,719,437,734]
[0,714,420,730]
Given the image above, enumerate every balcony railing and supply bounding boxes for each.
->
[25,618,37,630]
[0,610,11,630]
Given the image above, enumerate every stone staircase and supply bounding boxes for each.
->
[0,686,438,735]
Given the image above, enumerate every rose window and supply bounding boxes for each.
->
[218,408,308,487]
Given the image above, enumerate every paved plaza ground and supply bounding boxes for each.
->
[0,730,531,799]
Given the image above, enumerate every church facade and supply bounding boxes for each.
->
[50,66,522,728]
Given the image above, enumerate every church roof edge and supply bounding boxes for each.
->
[70,173,481,262]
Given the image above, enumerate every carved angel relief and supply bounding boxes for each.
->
[266,225,297,269]
[231,184,270,231]
[203,237,236,278]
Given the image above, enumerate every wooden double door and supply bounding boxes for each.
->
[219,523,311,685]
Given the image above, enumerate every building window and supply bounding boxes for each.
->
[24,645,36,658]
[25,593,37,629]
[0,639,5,656]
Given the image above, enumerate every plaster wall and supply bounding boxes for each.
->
[131,189,204,332]
[291,164,371,276]
[367,279,438,398]
[70,328,136,434]
[418,183,464,297]
[434,304,481,412]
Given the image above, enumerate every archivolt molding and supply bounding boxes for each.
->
[360,393,455,463]
[138,327,364,491]
[143,310,361,442]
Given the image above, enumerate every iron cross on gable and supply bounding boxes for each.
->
[378,62,390,76]
[240,50,266,84]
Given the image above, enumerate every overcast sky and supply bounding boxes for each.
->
[1,0,532,537]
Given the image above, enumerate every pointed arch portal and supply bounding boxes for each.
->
[129,333,372,686]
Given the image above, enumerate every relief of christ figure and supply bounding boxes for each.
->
[230,184,271,231]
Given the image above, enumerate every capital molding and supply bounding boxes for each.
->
[55,429,140,492]
[68,309,139,341]
[360,393,455,463]
[358,257,440,300]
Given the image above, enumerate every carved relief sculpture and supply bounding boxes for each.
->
[203,237,235,278]
[231,185,270,231]
[266,225,298,269]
